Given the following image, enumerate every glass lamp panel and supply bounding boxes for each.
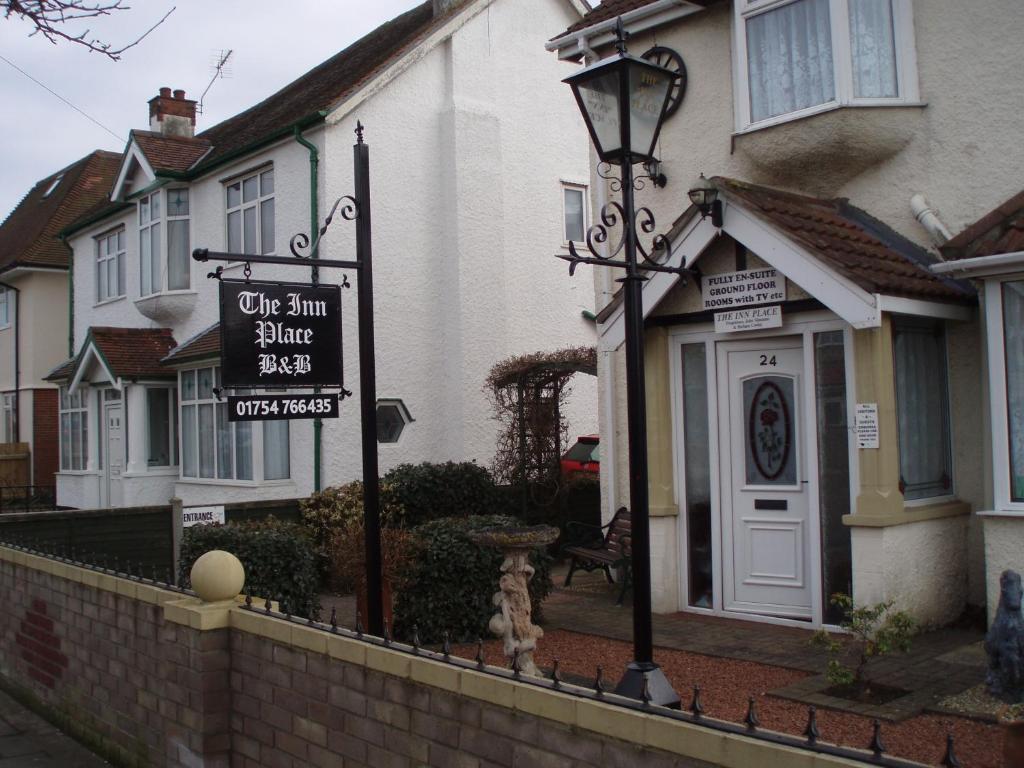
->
[572,68,622,159]
[628,62,674,159]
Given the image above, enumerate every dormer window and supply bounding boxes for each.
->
[139,188,190,295]
[734,0,919,131]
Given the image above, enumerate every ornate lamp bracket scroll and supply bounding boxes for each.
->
[289,195,360,264]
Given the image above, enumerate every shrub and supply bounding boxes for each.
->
[300,480,403,545]
[328,520,420,593]
[393,515,552,644]
[179,517,320,619]
[382,462,497,528]
[811,593,915,689]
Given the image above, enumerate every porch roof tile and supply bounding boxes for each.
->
[941,189,1024,260]
[132,130,212,175]
[89,327,177,379]
[161,322,219,366]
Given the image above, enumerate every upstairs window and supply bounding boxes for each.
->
[139,188,191,296]
[96,228,126,302]
[734,0,917,130]
[562,184,587,244]
[226,168,275,256]
[0,287,8,327]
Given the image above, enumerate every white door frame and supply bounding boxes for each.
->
[668,311,858,628]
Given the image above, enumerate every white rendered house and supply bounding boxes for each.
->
[54,0,597,510]
[549,0,1024,628]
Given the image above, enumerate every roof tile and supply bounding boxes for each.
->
[941,189,1024,260]
[89,327,177,379]
[132,131,211,174]
[161,323,220,365]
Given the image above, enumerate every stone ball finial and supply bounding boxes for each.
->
[190,550,245,603]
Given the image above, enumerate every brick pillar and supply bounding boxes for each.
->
[31,389,58,487]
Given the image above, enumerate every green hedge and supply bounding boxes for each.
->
[393,515,552,644]
[382,462,497,528]
[178,518,320,618]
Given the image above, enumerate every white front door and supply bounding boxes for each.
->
[104,404,123,507]
[718,338,812,619]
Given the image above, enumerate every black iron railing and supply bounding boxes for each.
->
[0,486,56,513]
[0,538,964,768]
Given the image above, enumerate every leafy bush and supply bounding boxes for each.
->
[382,462,497,528]
[811,593,915,689]
[300,480,403,545]
[328,520,420,593]
[179,517,321,619]
[393,515,553,644]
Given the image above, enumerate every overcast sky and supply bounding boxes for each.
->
[0,0,434,220]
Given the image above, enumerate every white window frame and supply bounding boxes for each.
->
[0,287,8,328]
[59,386,89,472]
[225,167,275,257]
[146,386,178,468]
[177,365,290,484]
[1,393,14,443]
[95,227,126,304]
[732,0,920,133]
[138,188,191,297]
[985,278,1024,514]
[561,182,588,246]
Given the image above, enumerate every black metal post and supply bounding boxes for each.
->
[612,154,681,709]
[354,126,384,637]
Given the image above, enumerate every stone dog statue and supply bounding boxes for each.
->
[986,569,1024,702]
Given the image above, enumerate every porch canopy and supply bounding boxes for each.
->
[596,177,975,349]
[46,327,178,391]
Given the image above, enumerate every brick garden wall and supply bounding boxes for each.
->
[31,388,57,488]
[0,547,886,768]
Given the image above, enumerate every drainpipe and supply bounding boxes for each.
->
[294,126,323,491]
[910,194,952,248]
[0,280,20,444]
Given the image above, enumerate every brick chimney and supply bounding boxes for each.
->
[148,87,197,138]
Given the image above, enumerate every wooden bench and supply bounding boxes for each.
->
[562,507,631,605]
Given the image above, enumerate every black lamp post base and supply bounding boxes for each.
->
[614,661,681,709]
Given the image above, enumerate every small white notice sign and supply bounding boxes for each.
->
[702,268,786,310]
[855,404,879,449]
[714,305,782,333]
[182,505,225,528]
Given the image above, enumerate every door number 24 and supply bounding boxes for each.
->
[759,354,777,367]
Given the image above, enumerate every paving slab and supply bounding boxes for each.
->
[0,688,110,768]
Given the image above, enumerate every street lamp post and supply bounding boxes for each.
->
[559,17,691,708]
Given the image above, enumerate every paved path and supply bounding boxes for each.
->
[0,688,109,767]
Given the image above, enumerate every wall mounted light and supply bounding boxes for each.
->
[688,173,722,227]
[643,159,667,188]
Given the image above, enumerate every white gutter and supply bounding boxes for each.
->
[546,0,708,58]
[932,250,1024,277]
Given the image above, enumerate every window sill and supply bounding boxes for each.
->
[734,100,927,137]
[842,499,970,528]
[56,470,101,477]
[977,509,1024,519]
[94,295,127,308]
[122,468,179,478]
[175,478,295,488]
[134,290,198,324]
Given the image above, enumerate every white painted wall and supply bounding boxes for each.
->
[60,0,596,509]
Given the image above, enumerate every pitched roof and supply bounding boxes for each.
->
[189,1,445,174]
[941,189,1024,260]
[43,356,78,382]
[0,150,121,273]
[715,178,974,303]
[132,130,212,174]
[555,0,719,38]
[161,322,220,366]
[88,327,177,379]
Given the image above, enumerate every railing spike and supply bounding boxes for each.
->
[690,686,704,718]
[803,706,820,745]
[594,666,605,696]
[940,733,962,768]
[329,607,338,633]
[411,625,420,652]
[641,672,652,705]
[442,631,451,658]
[475,638,485,669]
[869,719,885,758]
[264,596,272,615]
[744,697,760,730]
[512,649,522,679]
[551,658,561,688]
[355,610,364,637]
[283,599,291,620]
[383,618,392,645]
[244,587,252,608]
[307,603,315,626]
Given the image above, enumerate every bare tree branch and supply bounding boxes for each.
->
[3,1,174,60]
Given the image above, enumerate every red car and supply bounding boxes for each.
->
[560,434,600,476]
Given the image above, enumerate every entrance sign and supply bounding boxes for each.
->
[855,403,880,449]
[182,505,225,527]
[228,393,338,422]
[702,268,786,310]
[714,305,782,333]
[219,280,343,388]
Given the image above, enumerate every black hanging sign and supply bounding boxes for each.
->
[219,279,343,388]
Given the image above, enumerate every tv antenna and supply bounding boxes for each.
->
[198,49,233,115]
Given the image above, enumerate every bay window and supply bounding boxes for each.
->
[1002,281,1024,502]
[893,318,952,501]
[59,386,88,471]
[147,387,178,467]
[96,228,126,302]
[179,366,289,481]
[226,168,275,255]
[734,0,918,129]
[139,188,190,296]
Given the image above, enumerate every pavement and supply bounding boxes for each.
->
[0,688,109,767]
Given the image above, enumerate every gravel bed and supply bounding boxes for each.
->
[454,629,1003,767]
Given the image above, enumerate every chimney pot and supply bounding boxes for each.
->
[149,86,197,138]
[159,86,171,97]
[173,89,185,100]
